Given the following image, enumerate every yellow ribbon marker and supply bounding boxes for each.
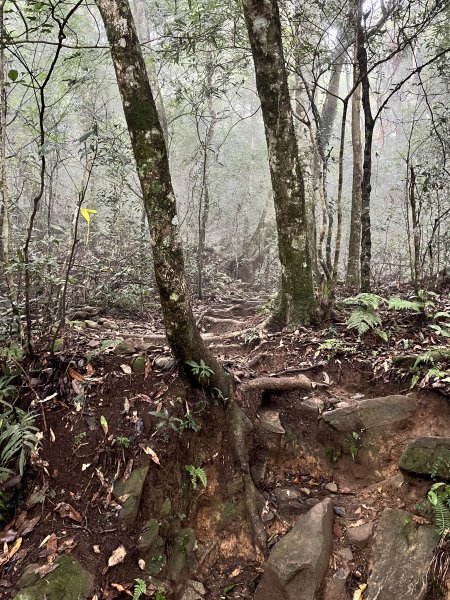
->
[80,208,97,244]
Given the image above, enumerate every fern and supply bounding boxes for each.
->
[0,401,40,479]
[185,465,207,490]
[343,293,385,310]
[388,297,422,312]
[133,578,147,600]
[428,483,450,535]
[346,307,382,336]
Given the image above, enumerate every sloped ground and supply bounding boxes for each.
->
[1,290,449,599]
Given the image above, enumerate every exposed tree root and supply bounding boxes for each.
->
[240,375,313,393]
[228,400,267,557]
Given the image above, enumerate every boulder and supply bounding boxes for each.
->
[257,408,285,451]
[399,437,450,480]
[168,528,197,582]
[255,498,334,600]
[322,395,416,432]
[154,356,176,370]
[14,555,93,600]
[365,508,440,600]
[113,465,149,523]
[323,567,349,600]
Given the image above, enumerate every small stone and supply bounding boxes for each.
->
[154,356,176,370]
[275,488,300,503]
[302,397,325,414]
[69,320,86,329]
[325,482,338,493]
[334,506,346,517]
[160,497,172,516]
[114,340,136,355]
[346,521,374,547]
[258,409,285,435]
[339,547,353,561]
[84,320,98,329]
[262,510,275,523]
[138,519,159,551]
[335,401,351,409]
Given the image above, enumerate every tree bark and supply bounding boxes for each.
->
[242,0,315,326]
[356,8,374,292]
[95,0,234,398]
[346,43,363,288]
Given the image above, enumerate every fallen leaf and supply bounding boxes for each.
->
[230,566,242,577]
[111,582,132,596]
[107,545,127,569]
[8,537,22,560]
[117,494,130,503]
[120,364,132,375]
[59,538,77,552]
[123,459,133,482]
[68,367,86,381]
[138,558,146,570]
[49,428,56,442]
[54,502,82,523]
[18,515,40,537]
[140,445,161,466]
[100,415,108,435]
[81,463,91,471]
[353,583,367,600]
[34,562,59,578]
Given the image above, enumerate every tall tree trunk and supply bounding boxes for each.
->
[357,8,374,292]
[242,0,315,326]
[346,44,363,288]
[409,165,421,290]
[95,0,234,398]
[197,58,216,300]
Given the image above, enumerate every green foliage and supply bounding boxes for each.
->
[185,464,207,490]
[113,436,130,448]
[348,431,361,461]
[133,578,147,600]
[343,293,385,310]
[346,307,382,336]
[427,482,450,535]
[387,297,422,312]
[325,447,341,463]
[149,408,201,437]
[0,401,40,480]
[155,589,166,600]
[185,359,214,382]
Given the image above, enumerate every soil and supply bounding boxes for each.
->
[1,290,449,599]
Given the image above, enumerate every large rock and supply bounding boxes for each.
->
[365,508,440,600]
[322,395,416,432]
[255,498,334,600]
[14,555,93,600]
[113,465,149,523]
[399,437,450,480]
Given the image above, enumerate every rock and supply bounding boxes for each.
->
[160,497,172,516]
[138,518,160,551]
[181,580,206,600]
[302,398,324,414]
[262,510,275,523]
[274,488,303,516]
[84,320,98,329]
[324,482,338,493]
[52,338,63,352]
[168,528,197,582]
[365,508,440,600]
[323,567,350,600]
[346,521,373,547]
[255,498,334,600]
[154,356,176,370]
[113,340,136,355]
[258,409,286,435]
[399,437,450,480]
[322,395,416,432]
[68,320,86,329]
[16,564,40,590]
[132,356,147,374]
[99,318,118,329]
[334,506,346,517]
[113,465,149,523]
[14,555,93,600]
[338,547,353,561]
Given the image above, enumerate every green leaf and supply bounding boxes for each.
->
[100,415,108,435]
[8,69,19,82]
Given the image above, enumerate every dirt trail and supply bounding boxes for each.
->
[2,296,449,599]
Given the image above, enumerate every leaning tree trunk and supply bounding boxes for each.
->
[95,0,234,398]
[346,42,363,288]
[242,0,315,326]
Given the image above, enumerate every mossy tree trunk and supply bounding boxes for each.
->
[95,0,234,398]
[242,0,315,326]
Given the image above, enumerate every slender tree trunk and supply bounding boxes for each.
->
[95,0,234,398]
[409,165,421,290]
[346,44,363,288]
[332,100,348,279]
[357,8,374,292]
[197,58,216,300]
[242,0,315,326]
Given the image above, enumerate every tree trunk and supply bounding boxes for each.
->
[242,0,315,326]
[346,44,363,288]
[95,0,234,398]
[357,8,374,292]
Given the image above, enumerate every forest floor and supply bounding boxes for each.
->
[1,283,450,599]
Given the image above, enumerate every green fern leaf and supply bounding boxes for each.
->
[343,293,385,310]
[388,297,422,312]
[133,578,147,600]
[347,308,381,336]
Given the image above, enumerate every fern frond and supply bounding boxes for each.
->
[343,293,385,310]
[133,578,147,600]
[388,297,422,312]
[431,500,450,536]
[346,308,381,336]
